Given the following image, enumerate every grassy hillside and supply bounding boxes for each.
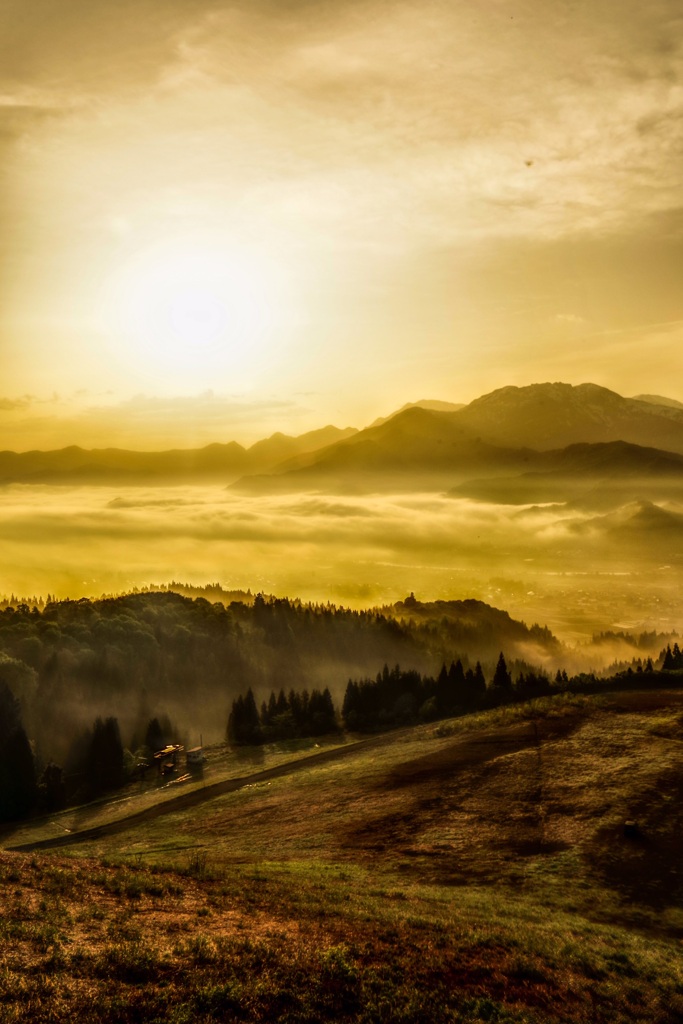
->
[1,690,682,1021]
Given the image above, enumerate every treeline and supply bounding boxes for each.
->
[227,650,683,746]
[1,587,680,822]
[226,655,555,741]
[0,590,563,773]
[227,687,338,745]
[341,655,552,732]
[661,643,683,670]
[0,691,185,822]
[3,643,683,821]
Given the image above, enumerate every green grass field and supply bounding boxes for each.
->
[2,690,682,1022]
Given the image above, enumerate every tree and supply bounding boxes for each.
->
[37,762,66,813]
[661,645,675,671]
[470,662,487,704]
[0,680,36,820]
[227,689,262,745]
[516,671,551,700]
[342,680,360,730]
[309,688,337,735]
[86,717,124,795]
[490,652,512,701]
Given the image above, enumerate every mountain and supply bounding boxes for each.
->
[0,442,249,485]
[230,406,540,493]
[369,399,465,428]
[8,382,683,493]
[245,425,357,470]
[231,383,683,494]
[0,426,357,485]
[454,382,683,453]
[568,500,683,550]
[450,440,683,508]
[632,394,683,411]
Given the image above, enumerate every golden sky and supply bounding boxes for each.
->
[1,0,682,449]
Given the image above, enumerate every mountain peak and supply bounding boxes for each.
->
[457,381,683,452]
[468,381,622,408]
[632,393,683,411]
[370,399,464,428]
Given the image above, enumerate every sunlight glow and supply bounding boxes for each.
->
[105,238,287,385]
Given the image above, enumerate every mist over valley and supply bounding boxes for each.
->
[2,383,682,646]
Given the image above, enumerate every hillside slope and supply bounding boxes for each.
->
[1,691,682,1024]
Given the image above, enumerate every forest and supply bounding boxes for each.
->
[0,589,681,823]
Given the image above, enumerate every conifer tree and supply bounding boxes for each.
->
[472,662,486,701]
[87,717,124,795]
[0,681,36,820]
[490,653,512,699]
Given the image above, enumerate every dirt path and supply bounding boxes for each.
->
[7,732,409,852]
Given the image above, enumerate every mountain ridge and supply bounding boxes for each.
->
[231,383,683,493]
[5,381,683,490]
[0,425,357,485]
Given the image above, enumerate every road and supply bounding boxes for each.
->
[8,731,406,852]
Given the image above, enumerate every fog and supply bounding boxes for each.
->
[2,483,682,643]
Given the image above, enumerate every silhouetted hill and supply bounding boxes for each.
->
[451,440,683,507]
[565,501,683,551]
[0,426,357,485]
[369,399,465,428]
[390,595,558,654]
[245,425,357,469]
[632,394,683,411]
[231,406,538,492]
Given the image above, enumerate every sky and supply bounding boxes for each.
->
[1,0,682,449]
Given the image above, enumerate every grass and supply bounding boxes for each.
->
[0,853,681,1023]
[0,733,350,850]
[1,689,683,1021]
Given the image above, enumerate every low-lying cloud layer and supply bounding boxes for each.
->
[2,484,681,644]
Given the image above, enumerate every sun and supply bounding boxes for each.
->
[105,237,284,385]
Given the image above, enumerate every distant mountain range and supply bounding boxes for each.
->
[450,440,683,509]
[231,383,683,496]
[4,383,683,500]
[0,425,357,485]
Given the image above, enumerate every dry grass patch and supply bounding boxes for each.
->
[0,852,682,1023]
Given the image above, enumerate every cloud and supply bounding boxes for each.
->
[0,395,32,411]
[2,482,682,653]
[553,314,588,329]
[4,0,682,251]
